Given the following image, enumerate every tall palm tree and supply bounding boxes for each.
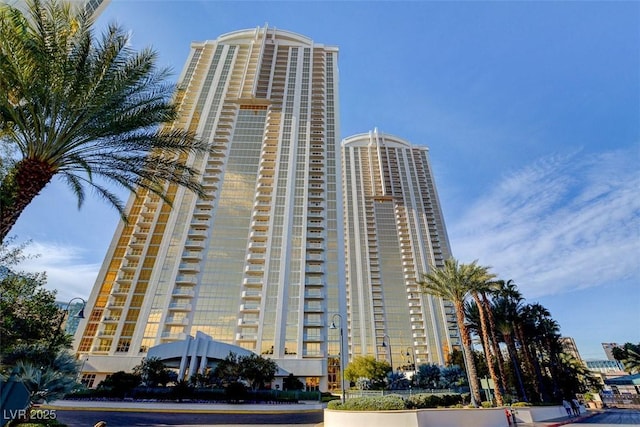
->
[492,282,529,402]
[519,302,552,402]
[481,283,509,394]
[0,0,210,243]
[468,270,505,406]
[418,258,483,405]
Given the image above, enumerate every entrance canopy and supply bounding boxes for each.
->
[147,331,289,380]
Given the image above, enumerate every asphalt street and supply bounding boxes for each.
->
[53,408,323,427]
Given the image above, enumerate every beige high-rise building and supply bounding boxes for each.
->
[0,0,111,18]
[342,129,457,368]
[74,26,345,391]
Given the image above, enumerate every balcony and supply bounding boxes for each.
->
[182,250,202,261]
[172,288,195,297]
[243,277,263,288]
[236,333,258,341]
[178,262,200,273]
[238,318,259,326]
[247,253,266,263]
[161,332,187,340]
[165,317,188,326]
[188,229,208,238]
[240,304,260,313]
[304,290,324,299]
[176,274,198,285]
[168,303,192,311]
[241,290,262,299]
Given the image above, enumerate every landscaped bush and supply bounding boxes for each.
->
[480,400,493,408]
[225,381,247,403]
[511,401,532,407]
[405,393,463,409]
[327,395,407,410]
[321,391,341,403]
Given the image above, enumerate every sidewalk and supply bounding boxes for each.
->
[44,399,325,414]
[517,410,600,427]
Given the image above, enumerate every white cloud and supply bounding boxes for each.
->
[449,146,640,299]
[17,242,99,302]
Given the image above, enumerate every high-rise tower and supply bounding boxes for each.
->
[0,0,111,18]
[342,129,457,368]
[75,26,345,390]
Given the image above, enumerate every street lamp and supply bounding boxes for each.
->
[381,334,393,372]
[329,313,345,403]
[49,297,86,352]
[405,346,416,372]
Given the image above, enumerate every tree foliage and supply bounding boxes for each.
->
[0,268,64,355]
[132,356,174,387]
[612,343,640,374]
[0,242,81,407]
[212,352,277,391]
[97,371,141,398]
[344,355,390,388]
[5,350,79,404]
[414,363,442,389]
[0,0,211,243]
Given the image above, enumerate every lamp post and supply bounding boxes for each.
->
[49,297,86,352]
[330,313,345,403]
[382,334,393,372]
[405,346,416,372]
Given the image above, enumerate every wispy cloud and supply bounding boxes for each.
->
[449,146,640,298]
[17,242,99,302]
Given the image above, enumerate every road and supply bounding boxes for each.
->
[571,408,640,425]
[53,408,323,427]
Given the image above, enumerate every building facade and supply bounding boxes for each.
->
[0,0,111,18]
[341,129,457,368]
[602,343,622,361]
[74,26,345,391]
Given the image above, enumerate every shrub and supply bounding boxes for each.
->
[405,393,463,409]
[511,401,532,407]
[327,395,407,411]
[225,381,247,403]
[481,400,493,408]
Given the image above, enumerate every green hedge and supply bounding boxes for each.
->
[327,393,467,411]
[405,393,463,409]
[327,395,407,411]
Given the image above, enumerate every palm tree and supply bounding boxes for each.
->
[3,348,80,407]
[492,282,529,402]
[621,349,640,374]
[0,0,210,243]
[480,283,509,395]
[418,258,483,405]
[468,270,505,406]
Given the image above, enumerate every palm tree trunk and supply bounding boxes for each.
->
[515,322,541,401]
[455,301,482,405]
[471,292,503,406]
[0,159,54,243]
[504,332,528,402]
[481,292,508,394]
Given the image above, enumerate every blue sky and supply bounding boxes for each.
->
[9,1,640,361]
